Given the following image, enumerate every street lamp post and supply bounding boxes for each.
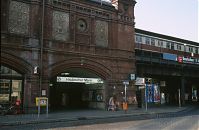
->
[39,0,45,97]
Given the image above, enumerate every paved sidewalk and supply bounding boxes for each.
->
[0,106,189,126]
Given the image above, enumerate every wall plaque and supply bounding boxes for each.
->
[52,11,69,41]
[95,20,108,47]
[8,1,29,35]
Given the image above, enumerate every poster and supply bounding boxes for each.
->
[154,85,160,102]
[146,84,160,103]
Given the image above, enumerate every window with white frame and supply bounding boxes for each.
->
[135,35,142,43]
[171,42,174,50]
[195,47,198,54]
[189,46,193,52]
[158,40,163,47]
[166,42,170,49]
[145,37,150,45]
[151,38,155,46]
[177,44,182,51]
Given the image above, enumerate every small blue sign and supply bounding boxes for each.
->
[163,53,177,61]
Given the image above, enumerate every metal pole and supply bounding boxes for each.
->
[39,0,45,97]
[38,99,40,118]
[46,98,48,117]
[124,84,127,102]
[192,87,193,100]
[178,89,181,107]
[145,84,147,111]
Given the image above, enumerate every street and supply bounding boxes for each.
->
[58,114,198,130]
[1,106,198,130]
[47,106,199,130]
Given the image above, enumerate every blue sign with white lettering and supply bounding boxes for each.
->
[163,53,177,61]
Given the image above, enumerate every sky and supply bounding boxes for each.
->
[134,0,198,43]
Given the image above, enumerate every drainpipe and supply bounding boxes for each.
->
[39,0,45,97]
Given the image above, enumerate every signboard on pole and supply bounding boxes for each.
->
[36,97,48,106]
[135,78,145,86]
[129,74,135,80]
[36,97,49,118]
[123,81,129,85]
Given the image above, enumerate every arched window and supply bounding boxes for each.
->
[0,65,23,104]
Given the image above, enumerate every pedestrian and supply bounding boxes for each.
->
[108,96,116,111]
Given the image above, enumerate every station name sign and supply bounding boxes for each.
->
[177,56,199,64]
[163,53,199,65]
[57,76,104,84]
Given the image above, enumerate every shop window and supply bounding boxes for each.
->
[0,79,10,103]
[0,65,23,104]
[11,80,22,101]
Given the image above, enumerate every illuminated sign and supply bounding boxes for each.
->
[135,78,145,86]
[178,56,199,64]
[57,76,104,84]
[177,56,183,63]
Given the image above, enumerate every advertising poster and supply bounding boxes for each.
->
[146,84,160,103]
[146,84,154,103]
[154,85,160,102]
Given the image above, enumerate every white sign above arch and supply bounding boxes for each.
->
[57,76,104,84]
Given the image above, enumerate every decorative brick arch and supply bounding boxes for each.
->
[49,57,112,80]
[1,51,32,74]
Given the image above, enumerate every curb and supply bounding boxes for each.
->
[0,107,189,127]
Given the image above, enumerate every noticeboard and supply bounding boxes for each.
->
[36,97,48,106]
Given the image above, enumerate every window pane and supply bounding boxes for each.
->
[166,42,170,49]
[177,44,181,51]
[12,80,22,100]
[151,38,155,46]
[195,47,198,54]
[145,37,150,45]
[0,79,11,103]
[0,65,22,77]
[171,42,174,50]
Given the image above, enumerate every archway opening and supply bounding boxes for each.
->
[0,65,23,107]
[49,68,105,111]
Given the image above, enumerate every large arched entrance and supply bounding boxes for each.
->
[49,68,106,111]
[0,65,23,108]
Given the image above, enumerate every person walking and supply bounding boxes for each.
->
[108,96,116,111]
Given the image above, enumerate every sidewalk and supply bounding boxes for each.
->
[0,106,189,126]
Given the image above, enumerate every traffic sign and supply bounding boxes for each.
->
[123,81,129,85]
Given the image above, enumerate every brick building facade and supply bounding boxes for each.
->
[1,0,137,112]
